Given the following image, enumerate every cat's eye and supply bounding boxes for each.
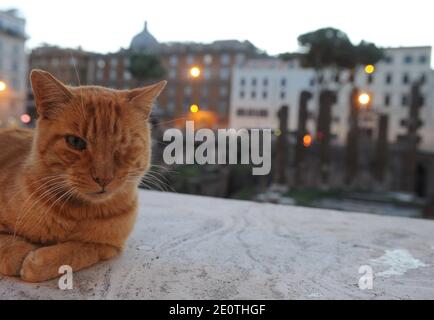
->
[65,135,87,151]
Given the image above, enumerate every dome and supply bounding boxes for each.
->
[130,21,160,53]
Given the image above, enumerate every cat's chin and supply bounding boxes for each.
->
[80,190,116,203]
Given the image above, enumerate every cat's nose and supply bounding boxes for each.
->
[92,174,114,188]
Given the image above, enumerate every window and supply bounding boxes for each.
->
[170,55,178,66]
[367,74,374,84]
[221,54,230,66]
[52,58,60,67]
[262,91,268,99]
[11,78,19,91]
[281,78,287,86]
[386,73,393,85]
[419,55,428,64]
[404,55,413,64]
[420,74,426,84]
[251,91,256,99]
[204,54,213,65]
[384,94,391,106]
[251,78,257,86]
[169,69,177,79]
[240,78,246,86]
[96,69,104,81]
[186,55,194,65]
[403,74,410,84]
[109,69,117,81]
[280,92,286,99]
[12,60,19,72]
[219,101,227,113]
[201,86,209,97]
[184,85,192,96]
[167,102,175,115]
[402,95,408,106]
[219,68,230,80]
[97,59,106,69]
[263,78,269,86]
[123,71,132,81]
[235,53,245,65]
[204,68,212,80]
[420,96,425,107]
[220,86,228,97]
[13,44,19,55]
[240,91,245,99]
[237,109,246,116]
[384,55,393,64]
[111,57,118,67]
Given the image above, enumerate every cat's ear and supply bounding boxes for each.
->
[30,69,73,119]
[127,81,167,118]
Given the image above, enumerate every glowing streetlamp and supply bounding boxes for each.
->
[303,134,313,148]
[0,81,6,92]
[190,104,199,113]
[189,67,201,78]
[274,129,282,137]
[364,65,375,74]
[358,92,371,107]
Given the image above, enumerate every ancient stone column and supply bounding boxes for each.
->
[374,114,389,183]
[316,90,335,186]
[345,87,360,185]
[275,105,289,185]
[295,91,312,186]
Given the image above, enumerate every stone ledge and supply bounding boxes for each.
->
[1,190,434,299]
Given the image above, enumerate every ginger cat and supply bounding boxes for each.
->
[0,70,166,282]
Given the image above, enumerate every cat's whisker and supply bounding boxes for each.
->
[68,49,87,122]
[13,179,69,239]
[143,172,175,192]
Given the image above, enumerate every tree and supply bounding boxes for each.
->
[296,27,384,86]
[128,53,166,85]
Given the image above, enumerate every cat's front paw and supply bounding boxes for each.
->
[20,247,60,282]
[0,235,36,277]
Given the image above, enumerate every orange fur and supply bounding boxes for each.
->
[0,69,166,282]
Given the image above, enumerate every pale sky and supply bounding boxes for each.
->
[1,0,434,61]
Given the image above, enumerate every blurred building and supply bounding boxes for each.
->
[229,58,314,131]
[230,46,434,152]
[0,9,27,127]
[27,22,265,127]
[127,22,266,126]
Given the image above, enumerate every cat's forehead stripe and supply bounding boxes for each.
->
[77,93,122,139]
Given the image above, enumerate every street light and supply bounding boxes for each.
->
[189,66,201,78]
[190,104,199,113]
[358,92,371,107]
[0,81,6,92]
[303,134,313,148]
[364,65,375,74]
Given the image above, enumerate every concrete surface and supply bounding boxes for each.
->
[1,190,434,300]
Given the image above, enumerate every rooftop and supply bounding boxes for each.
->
[1,190,434,299]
